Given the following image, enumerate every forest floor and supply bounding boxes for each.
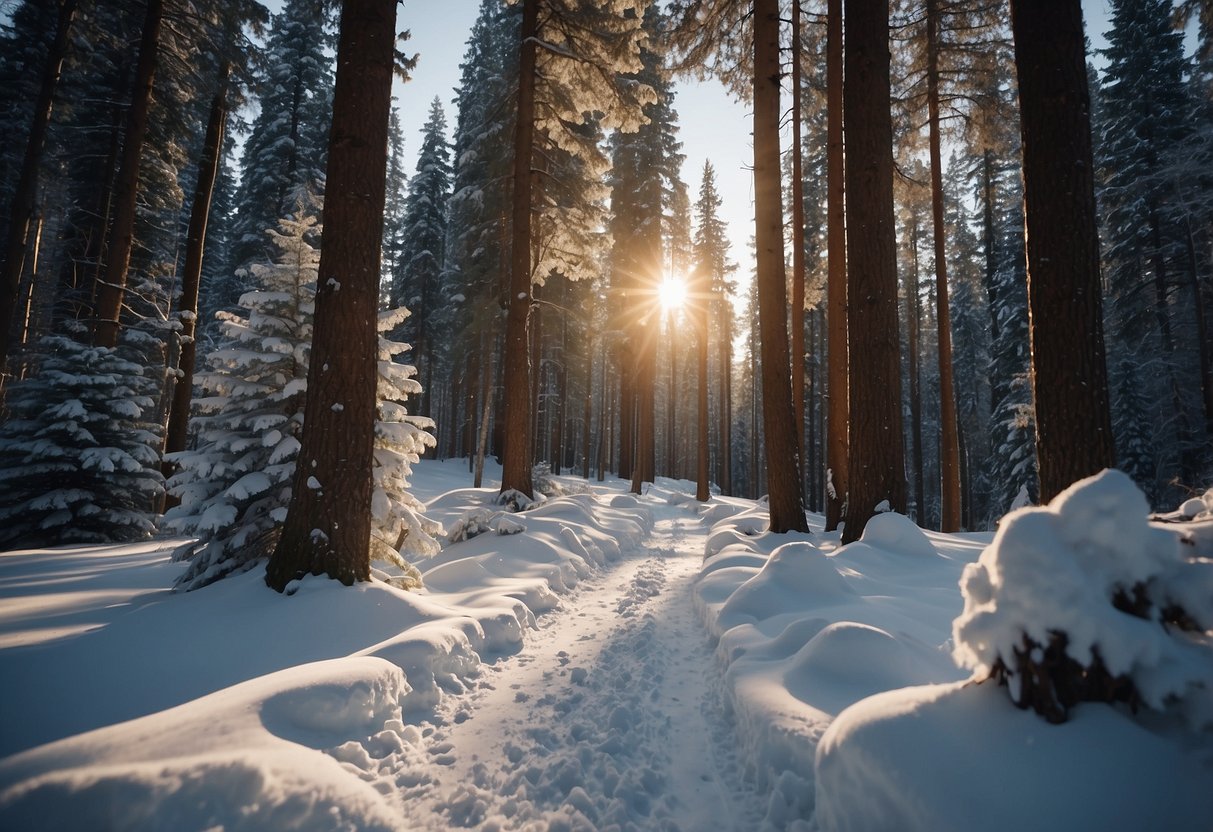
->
[393,503,768,830]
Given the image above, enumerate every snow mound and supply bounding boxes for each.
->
[0,658,414,832]
[859,511,938,559]
[785,622,962,716]
[953,468,1213,723]
[716,541,855,633]
[815,681,1213,832]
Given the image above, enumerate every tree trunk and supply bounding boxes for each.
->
[824,0,849,531]
[474,338,493,488]
[841,0,906,543]
[1184,217,1213,441]
[666,310,677,477]
[697,276,711,501]
[908,216,925,524]
[1010,0,1116,504]
[162,63,230,497]
[790,0,807,459]
[265,0,396,591]
[583,332,593,479]
[753,0,809,533]
[499,0,539,498]
[718,301,733,494]
[0,0,78,375]
[926,0,961,531]
[92,0,164,348]
[629,356,655,493]
[981,148,1000,341]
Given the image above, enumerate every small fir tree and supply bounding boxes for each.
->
[0,336,163,548]
[166,210,440,590]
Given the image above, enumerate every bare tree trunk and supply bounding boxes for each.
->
[266,0,396,591]
[1010,0,1115,503]
[1185,217,1213,441]
[92,0,164,348]
[583,332,593,479]
[790,0,807,457]
[825,0,849,531]
[981,148,1000,341]
[908,216,926,524]
[926,0,961,531]
[162,63,230,499]
[753,0,809,533]
[475,344,493,489]
[499,0,539,498]
[666,310,676,477]
[842,0,906,543]
[697,277,710,501]
[718,302,733,495]
[0,0,78,375]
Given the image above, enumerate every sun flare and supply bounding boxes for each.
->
[657,276,687,311]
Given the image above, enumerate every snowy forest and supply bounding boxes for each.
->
[0,0,1211,830]
[1,0,1212,558]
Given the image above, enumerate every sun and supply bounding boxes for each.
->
[657,275,687,312]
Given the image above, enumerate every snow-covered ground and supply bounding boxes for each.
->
[0,460,1210,830]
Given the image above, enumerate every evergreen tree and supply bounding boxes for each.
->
[394,97,452,418]
[693,160,735,494]
[229,0,333,274]
[382,107,408,304]
[0,335,163,548]
[1097,0,1205,497]
[167,211,439,591]
[164,212,316,587]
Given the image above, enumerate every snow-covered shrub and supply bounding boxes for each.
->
[165,211,440,590]
[447,509,496,544]
[953,469,1213,725]
[445,509,526,544]
[0,335,163,548]
[496,488,539,513]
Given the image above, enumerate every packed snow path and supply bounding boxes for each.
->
[395,503,766,830]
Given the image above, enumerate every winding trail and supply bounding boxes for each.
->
[396,499,766,830]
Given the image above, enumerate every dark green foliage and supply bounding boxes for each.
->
[0,335,163,548]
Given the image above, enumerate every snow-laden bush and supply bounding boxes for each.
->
[0,335,164,548]
[953,469,1213,726]
[165,211,441,590]
[446,509,527,544]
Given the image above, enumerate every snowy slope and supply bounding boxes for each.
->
[0,460,1210,831]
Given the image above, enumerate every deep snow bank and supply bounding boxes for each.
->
[815,471,1213,832]
[0,462,651,829]
[693,473,1212,831]
[692,503,977,825]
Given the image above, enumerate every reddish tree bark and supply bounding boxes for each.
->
[1010,0,1116,503]
[265,0,396,591]
[500,0,540,498]
[926,0,961,530]
[753,0,808,533]
[824,0,849,531]
[841,0,906,543]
